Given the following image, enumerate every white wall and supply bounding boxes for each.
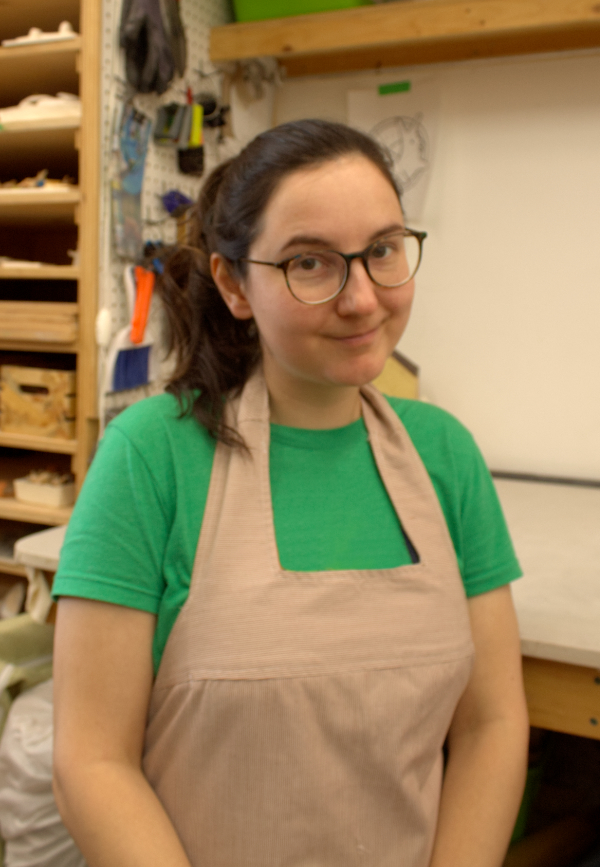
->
[274,51,600,480]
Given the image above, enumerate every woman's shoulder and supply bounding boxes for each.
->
[107,391,193,437]
[384,396,476,454]
[105,392,215,459]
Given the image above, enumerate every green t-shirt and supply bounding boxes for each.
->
[53,393,521,673]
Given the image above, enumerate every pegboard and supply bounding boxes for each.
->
[97,0,233,407]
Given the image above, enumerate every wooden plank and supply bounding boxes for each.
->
[0,265,79,280]
[0,557,27,578]
[0,117,80,135]
[0,301,78,314]
[523,656,600,740]
[0,496,72,526]
[0,189,80,208]
[75,0,102,486]
[0,188,80,226]
[0,431,77,454]
[211,0,600,75]
[0,339,78,353]
[0,301,78,344]
[281,25,600,75]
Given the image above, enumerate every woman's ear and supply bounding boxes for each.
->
[210,253,253,320]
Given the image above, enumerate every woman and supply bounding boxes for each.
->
[52,119,529,867]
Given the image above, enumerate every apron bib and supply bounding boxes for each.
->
[144,369,474,867]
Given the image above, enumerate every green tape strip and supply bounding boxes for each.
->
[378,81,411,96]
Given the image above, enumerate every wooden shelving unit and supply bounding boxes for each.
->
[0,0,99,584]
[210,0,600,76]
[0,497,72,526]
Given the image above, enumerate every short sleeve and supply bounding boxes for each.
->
[52,421,173,613]
[451,430,522,596]
[387,397,522,597]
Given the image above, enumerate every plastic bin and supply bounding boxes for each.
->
[233,0,371,22]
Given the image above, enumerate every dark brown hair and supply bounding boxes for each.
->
[157,118,400,445]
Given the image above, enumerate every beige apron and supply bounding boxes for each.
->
[143,369,474,867]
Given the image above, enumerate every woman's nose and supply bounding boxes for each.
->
[336,258,379,315]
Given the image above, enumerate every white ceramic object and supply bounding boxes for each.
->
[13,478,75,508]
[1,21,78,48]
[0,93,81,128]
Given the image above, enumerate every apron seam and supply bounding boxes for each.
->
[151,648,475,690]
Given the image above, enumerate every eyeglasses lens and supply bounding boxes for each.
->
[367,234,420,288]
[286,251,344,304]
[286,233,420,303]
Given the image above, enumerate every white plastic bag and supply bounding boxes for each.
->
[0,679,86,867]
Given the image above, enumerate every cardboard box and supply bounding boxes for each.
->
[0,366,76,439]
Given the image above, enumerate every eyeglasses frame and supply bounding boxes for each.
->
[235,227,427,306]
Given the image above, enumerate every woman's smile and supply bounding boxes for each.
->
[329,321,385,346]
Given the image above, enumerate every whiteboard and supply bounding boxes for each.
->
[274,51,600,480]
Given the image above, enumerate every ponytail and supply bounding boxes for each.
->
[157,161,260,447]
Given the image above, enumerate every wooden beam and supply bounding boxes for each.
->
[0,497,72,526]
[523,656,600,740]
[75,0,102,484]
[211,0,600,76]
[0,265,79,280]
[0,431,77,454]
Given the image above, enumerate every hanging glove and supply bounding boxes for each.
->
[162,0,187,79]
[120,0,175,95]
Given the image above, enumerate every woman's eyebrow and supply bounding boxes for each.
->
[278,224,407,256]
[368,223,406,241]
[278,234,333,254]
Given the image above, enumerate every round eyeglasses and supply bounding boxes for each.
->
[237,228,427,305]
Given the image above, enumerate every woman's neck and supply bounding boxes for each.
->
[264,364,362,430]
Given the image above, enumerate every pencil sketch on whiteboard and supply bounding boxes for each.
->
[370,113,429,192]
[347,77,440,222]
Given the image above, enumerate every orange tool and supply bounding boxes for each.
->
[130,266,155,344]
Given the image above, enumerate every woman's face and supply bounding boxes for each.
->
[218,154,415,399]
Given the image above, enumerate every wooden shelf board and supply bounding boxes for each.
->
[0,300,78,313]
[0,431,77,454]
[0,39,81,107]
[0,265,79,280]
[0,556,27,578]
[0,188,79,207]
[0,496,72,525]
[0,187,80,225]
[0,116,80,135]
[0,38,80,61]
[0,339,78,352]
[210,0,600,76]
